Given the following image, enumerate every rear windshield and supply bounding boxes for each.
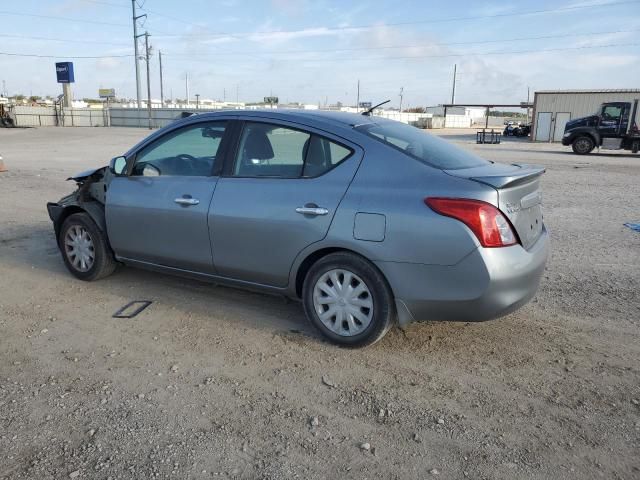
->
[355,122,489,170]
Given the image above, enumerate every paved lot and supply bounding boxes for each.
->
[1,127,639,479]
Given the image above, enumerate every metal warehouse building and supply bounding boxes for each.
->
[532,89,640,142]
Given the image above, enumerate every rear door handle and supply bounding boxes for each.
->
[296,206,329,216]
[174,197,200,206]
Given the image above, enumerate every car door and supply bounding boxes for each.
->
[209,119,363,287]
[106,120,232,273]
[598,103,625,138]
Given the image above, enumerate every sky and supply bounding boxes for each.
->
[0,0,639,108]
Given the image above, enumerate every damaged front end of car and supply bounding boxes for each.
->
[46,164,115,239]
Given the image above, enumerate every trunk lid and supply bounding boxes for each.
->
[445,163,545,250]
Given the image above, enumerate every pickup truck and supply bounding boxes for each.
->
[562,99,639,155]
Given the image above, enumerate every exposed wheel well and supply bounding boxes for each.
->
[54,206,85,239]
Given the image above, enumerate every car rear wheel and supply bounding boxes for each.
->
[302,252,395,347]
[572,136,595,155]
[59,213,117,281]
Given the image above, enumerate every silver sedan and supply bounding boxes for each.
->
[47,110,549,347]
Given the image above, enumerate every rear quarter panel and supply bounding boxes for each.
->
[303,137,498,267]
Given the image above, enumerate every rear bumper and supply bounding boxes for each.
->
[377,227,549,325]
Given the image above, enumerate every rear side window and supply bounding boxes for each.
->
[355,122,489,170]
[234,122,353,178]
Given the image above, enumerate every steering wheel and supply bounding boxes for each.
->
[176,153,198,175]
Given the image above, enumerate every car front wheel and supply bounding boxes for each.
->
[59,212,117,281]
[572,136,595,155]
[302,252,395,347]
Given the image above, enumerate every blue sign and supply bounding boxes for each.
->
[55,62,75,83]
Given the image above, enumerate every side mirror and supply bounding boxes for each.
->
[109,156,127,175]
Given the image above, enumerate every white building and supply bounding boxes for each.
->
[426,106,486,128]
[532,89,640,142]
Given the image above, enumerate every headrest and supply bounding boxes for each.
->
[243,129,274,160]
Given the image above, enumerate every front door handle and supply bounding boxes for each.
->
[296,205,329,216]
[175,197,200,206]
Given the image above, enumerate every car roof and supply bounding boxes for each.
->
[181,109,382,129]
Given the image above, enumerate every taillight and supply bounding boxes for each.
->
[425,197,518,248]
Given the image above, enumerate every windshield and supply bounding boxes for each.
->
[356,121,489,170]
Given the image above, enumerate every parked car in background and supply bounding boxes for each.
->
[47,110,549,347]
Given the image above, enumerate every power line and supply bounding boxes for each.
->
[0,27,633,53]
[161,28,640,57]
[0,52,133,59]
[152,0,640,39]
[0,10,128,27]
[0,33,130,46]
[161,42,640,63]
[139,6,203,27]
[2,41,634,63]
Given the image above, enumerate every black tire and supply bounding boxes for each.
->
[572,135,595,155]
[302,252,395,347]
[58,213,117,281]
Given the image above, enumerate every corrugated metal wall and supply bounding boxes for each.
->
[532,91,640,142]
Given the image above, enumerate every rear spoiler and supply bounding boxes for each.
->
[471,163,545,189]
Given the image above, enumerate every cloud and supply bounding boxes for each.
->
[247,26,343,43]
[348,24,450,61]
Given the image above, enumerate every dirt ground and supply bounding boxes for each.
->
[0,127,639,480]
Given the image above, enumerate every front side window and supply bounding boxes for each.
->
[355,121,489,170]
[233,122,353,178]
[132,122,227,177]
[601,105,622,121]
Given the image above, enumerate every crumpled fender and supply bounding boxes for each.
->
[47,199,107,237]
[67,166,106,182]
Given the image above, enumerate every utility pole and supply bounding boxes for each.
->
[1,80,5,97]
[399,87,404,113]
[451,64,457,104]
[195,94,200,109]
[159,50,164,106]
[236,83,239,103]
[131,0,146,109]
[144,32,152,129]
[526,86,531,124]
[185,73,189,106]
[223,87,226,102]
[356,79,360,112]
